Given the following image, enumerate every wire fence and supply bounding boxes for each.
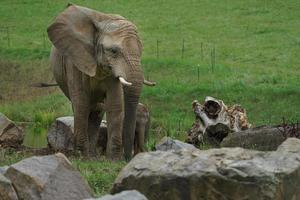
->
[0,26,218,64]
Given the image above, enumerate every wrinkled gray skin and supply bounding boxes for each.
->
[134,103,150,154]
[47,4,144,160]
[98,103,150,155]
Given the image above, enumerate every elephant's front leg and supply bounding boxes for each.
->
[69,65,91,156]
[106,79,124,160]
[73,105,90,155]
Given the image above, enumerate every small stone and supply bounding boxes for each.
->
[85,190,148,200]
[0,166,9,175]
[155,136,196,151]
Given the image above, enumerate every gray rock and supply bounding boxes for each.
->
[85,190,147,200]
[0,113,24,148]
[0,166,9,175]
[5,153,93,200]
[0,173,18,200]
[112,138,300,200]
[47,116,75,151]
[221,125,286,151]
[155,136,196,151]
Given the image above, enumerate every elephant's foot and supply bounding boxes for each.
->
[106,145,123,161]
[74,141,90,157]
[89,147,99,158]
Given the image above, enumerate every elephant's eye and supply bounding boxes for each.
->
[108,47,119,55]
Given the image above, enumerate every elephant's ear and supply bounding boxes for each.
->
[47,5,99,77]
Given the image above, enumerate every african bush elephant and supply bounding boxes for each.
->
[47,4,153,160]
[134,103,150,154]
[98,103,150,155]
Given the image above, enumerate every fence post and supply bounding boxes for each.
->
[211,46,216,72]
[43,32,46,49]
[197,65,200,82]
[200,42,203,60]
[6,26,10,47]
[181,39,185,59]
[156,39,159,59]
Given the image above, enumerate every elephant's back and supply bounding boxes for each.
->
[50,46,70,99]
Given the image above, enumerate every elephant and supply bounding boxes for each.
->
[98,103,150,155]
[47,4,154,160]
[134,103,150,154]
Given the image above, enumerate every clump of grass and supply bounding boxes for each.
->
[72,158,126,196]
[0,149,29,166]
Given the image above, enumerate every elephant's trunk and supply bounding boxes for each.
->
[123,71,143,160]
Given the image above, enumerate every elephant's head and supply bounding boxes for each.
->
[47,4,143,86]
[47,4,146,159]
[94,20,143,85]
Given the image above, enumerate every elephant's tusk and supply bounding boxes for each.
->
[143,79,156,86]
[119,77,132,86]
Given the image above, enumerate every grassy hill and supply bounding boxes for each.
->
[0,0,300,196]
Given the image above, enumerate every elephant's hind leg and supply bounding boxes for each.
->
[88,110,104,157]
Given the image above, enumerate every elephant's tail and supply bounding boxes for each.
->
[30,82,59,87]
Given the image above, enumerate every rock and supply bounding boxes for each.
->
[5,153,93,200]
[0,113,24,148]
[0,166,9,175]
[47,116,75,151]
[155,136,196,151]
[221,125,286,151]
[85,190,148,200]
[203,123,231,146]
[112,138,300,200]
[0,173,18,200]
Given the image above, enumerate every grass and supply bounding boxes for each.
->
[0,0,300,197]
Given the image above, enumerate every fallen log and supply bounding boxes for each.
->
[187,96,251,147]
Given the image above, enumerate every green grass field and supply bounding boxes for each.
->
[0,0,300,196]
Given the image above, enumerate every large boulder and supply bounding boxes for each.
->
[85,190,148,200]
[221,125,287,151]
[0,113,24,148]
[0,173,18,200]
[5,153,93,200]
[112,138,300,200]
[155,137,196,151]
